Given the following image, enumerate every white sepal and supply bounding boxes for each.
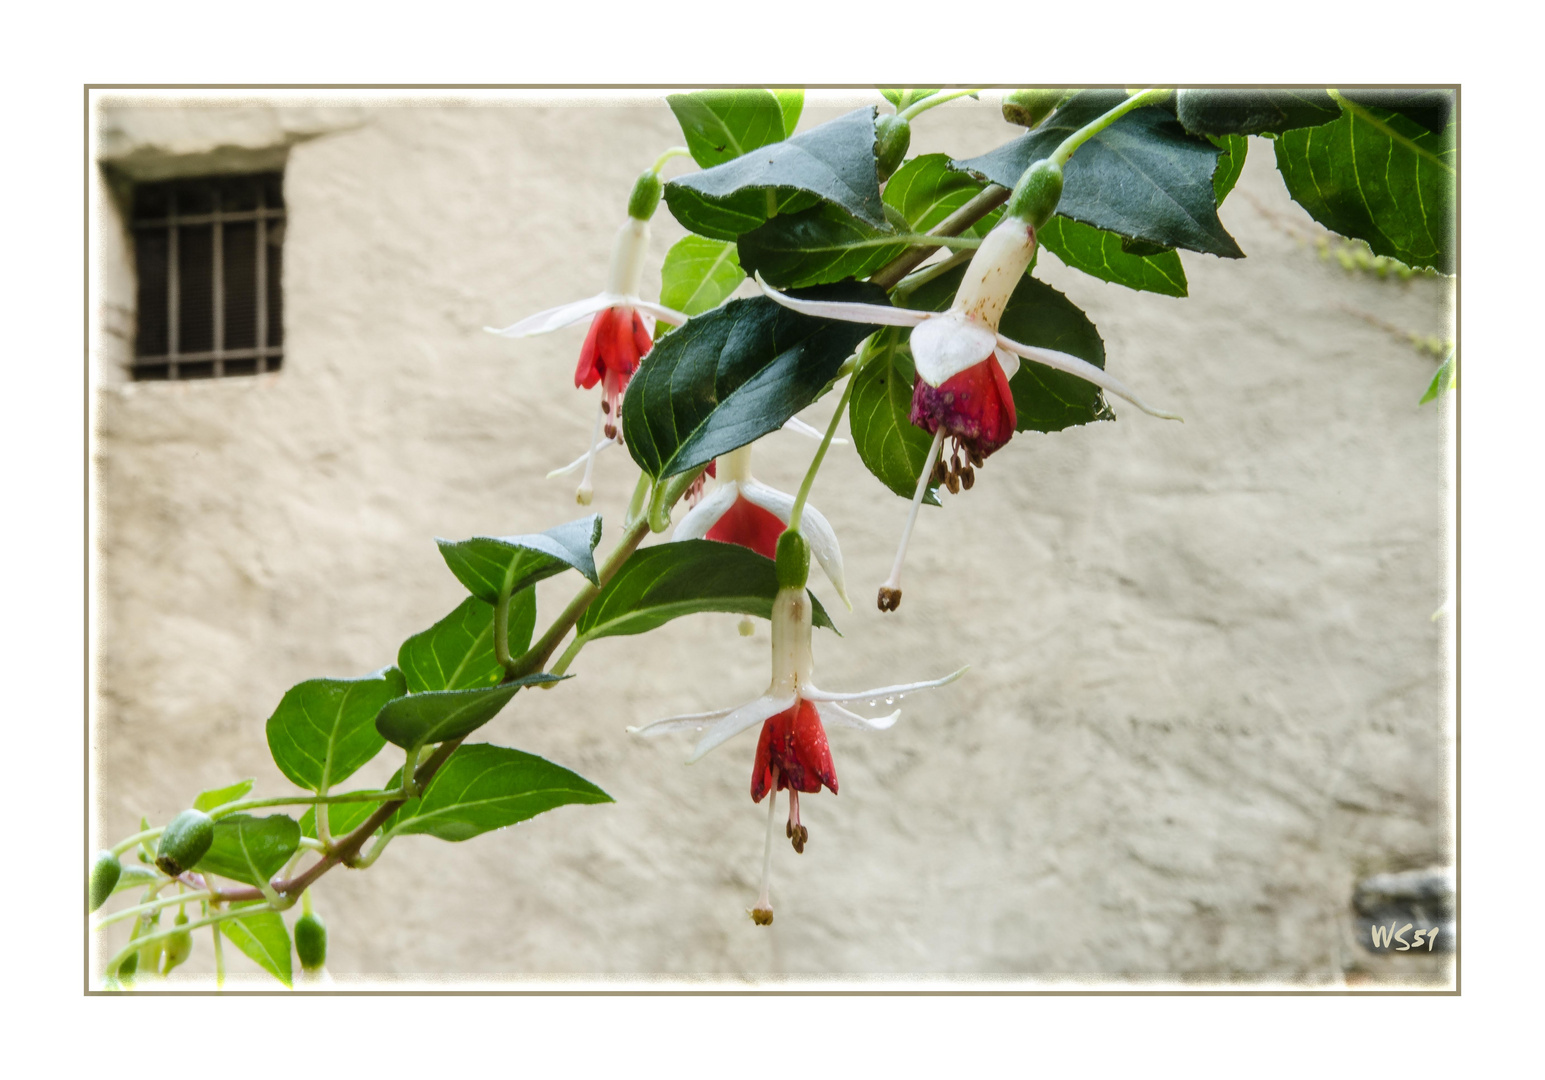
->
[817,700,902,731]
[756,273,929,328]
[546,436,617,478]
[632,298,691,328]
[800,665,969,704]
[909,309,998,387]
[992,346,1020,381]
[686,694,797,763]
[672,482,741,541]
[627,704,738,737]
[782,416,846,445]
[485,292,621,337]
[995,333,1183,421]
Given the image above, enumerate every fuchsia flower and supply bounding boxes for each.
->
[675,443,851,609]
[756,214,1181,610]
[488,216,689,503]
[629,584,964,923]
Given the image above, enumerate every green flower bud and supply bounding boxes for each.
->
[155,809,214,877]
[775,530,810,590]
[1001,89,1064,130]
[627,170,663,221]
[117,951,138,980]
[295,912,328,972]
[89,851,121,912]
[161,911,193,975]
[874,114,912,182]
[1005,158,1064,230]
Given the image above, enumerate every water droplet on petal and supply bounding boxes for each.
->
[868,701,878,708]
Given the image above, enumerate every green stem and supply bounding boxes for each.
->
[892,248,974,299]
[868,184,1010,290]
[105,906,265,980]
[788,366,861,534]
[111,828,162,857]
[493,583,514,670]
[650,146,692,174]
[898,88,982,122]
[211,920,225,989]
[624,470,652,529]
[1050,88,1170,168]
[208,787,407,820]
[550,634,587,678]
[94,890,215,931]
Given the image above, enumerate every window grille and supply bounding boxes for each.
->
[130,172,284,380]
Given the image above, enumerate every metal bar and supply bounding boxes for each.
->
[212,203,225,379]
[131,346,284,366]
[132,208,285,229]
[256,182,268,376]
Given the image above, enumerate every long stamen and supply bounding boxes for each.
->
[786,789,808,854]
[575,393,607,506]
[878,427,947,612]
[752,785,777,925]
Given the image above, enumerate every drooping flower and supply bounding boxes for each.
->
[755,213,1181,610]
[674,442,851,609]
[487,214,689,504]
[628,585,965,923]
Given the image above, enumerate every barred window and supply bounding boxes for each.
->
[131,172,285,380]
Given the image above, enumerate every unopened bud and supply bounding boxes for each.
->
[295,912,328,972]
[627,170,663,221]
[874,113,912,182]
[1001,89,1063,129]
[155,809,214,878]
[775,530,810,590]
[877,586,902,612]
[1005,158,1064,230]
[161,911,193,975]
[89,851,121,912]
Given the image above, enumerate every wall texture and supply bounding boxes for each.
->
[91,93,1454,985]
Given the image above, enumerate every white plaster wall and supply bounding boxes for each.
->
[91,94,1453,983]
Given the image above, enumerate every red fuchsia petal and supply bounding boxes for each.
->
[750,699,838,802]
[574,311,608,389]
[630,310,653,364]
[705,460,717,479]
[705,493,785,560]
[908,355,1018,460]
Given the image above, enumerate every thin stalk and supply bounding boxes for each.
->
[210,921,225,989]
[869,185,1010,290]
[788,368,860,534]
[111,828,162,857]
[1050,88,1170,168]
[105,905,266,979]
[94,890,214,931]
[650,146,692,174]
[624,470,652,529]
[493,583,514,669]
[892,247,974,300]
[208,787,408,820]
[898,88,982,122]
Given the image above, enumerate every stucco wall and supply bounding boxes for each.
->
[90,93,1454,984]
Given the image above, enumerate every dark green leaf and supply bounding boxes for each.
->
[1175,89,1340,136]
[221,906,292,987]
[1274,102,1454,274]
[200,814,300,888]
[385,743,611,843]
[665,107,886,241]
[574,540,835,642]
[436,515,602,605]
[374,673,567,752]
[265,668,407,793]
[1038,217,1188,297]
[1338,89,1453,136]
[669,90,793,169]
[192,779,255,813]
[622,282,888,480]
[848,329,944,504]
[956,90,1244,258]
[737,202,902,288]
[1211,133,1248,204]
[659,235,746,320]
[398,593,536,695]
